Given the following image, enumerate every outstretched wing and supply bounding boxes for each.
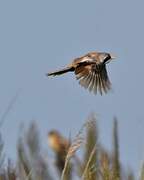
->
[75,64,111,95]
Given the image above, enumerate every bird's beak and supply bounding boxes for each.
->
[110,54,116,60]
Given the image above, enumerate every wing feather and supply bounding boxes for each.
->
[75,64,111,94]
[88,72,95,92]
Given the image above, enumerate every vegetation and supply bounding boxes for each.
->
[0,114,142,180]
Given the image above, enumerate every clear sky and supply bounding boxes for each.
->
[0,0,144,175]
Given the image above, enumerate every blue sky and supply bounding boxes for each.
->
[0,0,144,174]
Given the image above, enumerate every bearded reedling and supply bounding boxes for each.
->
[48,130,70,173]
[47,51,116,95]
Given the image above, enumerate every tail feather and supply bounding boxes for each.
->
[47,66,74,76]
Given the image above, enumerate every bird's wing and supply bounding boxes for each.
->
[72,55,95,67]
[75,64,111,95]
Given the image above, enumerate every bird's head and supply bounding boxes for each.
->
[48,130,61,152]
[99,52,116,64]
[48,130,69,153]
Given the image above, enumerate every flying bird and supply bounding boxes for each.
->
[47,51,116,95]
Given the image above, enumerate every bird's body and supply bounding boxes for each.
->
[48,131,70,174]
[47,51,115,95]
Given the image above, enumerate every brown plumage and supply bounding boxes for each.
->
[48,130,70,154]
[47,51,116,95]
[48,130,70,174]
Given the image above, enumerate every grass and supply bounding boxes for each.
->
[0,113,141,180]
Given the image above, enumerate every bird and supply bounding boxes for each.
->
[48,130,70,155]
[48,130,70,174]
[47,51,116,95]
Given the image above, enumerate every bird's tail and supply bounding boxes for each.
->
[47,66,74,76]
